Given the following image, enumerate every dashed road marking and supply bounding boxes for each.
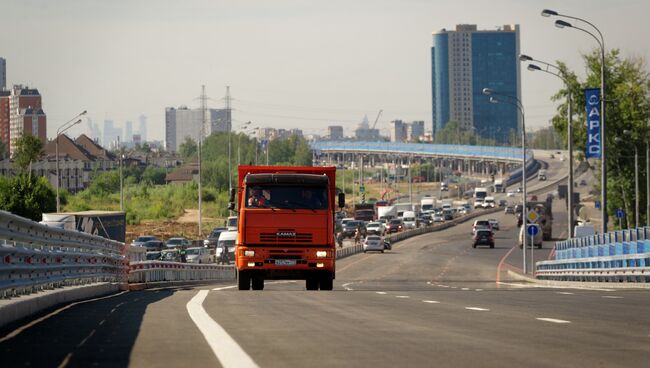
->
[536,318,571,324]
[557,292,574,295]
[187,290,259,368]
[342,282,354,291]
[461,288,470,291]
[395,295,410,299]
[602,295,623,299]
[475,289,483,292]
[376,291,387,295]
[465,307,489,311]
[422,300,440,304]
[497,282,615,292]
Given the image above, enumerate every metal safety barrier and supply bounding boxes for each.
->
[128,261,235,283]
[536,227,650,282]
[0,210,127,299]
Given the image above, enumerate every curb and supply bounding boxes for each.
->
[506,269,650,289]
[0,282,121,328]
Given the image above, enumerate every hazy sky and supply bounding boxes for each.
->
[2,0,649,141]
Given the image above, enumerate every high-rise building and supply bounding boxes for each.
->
[407,121,425,142]
[165,107,231,151]
[390,120,407,142]
[8,85,47,156]
[0,58,6,91]
[138,115,147,143]
[0,90,9,152]
[125,121,133,143]
[354,115,380,141]
[102,120,122,149]
[431,24,520,142]
[327,125,343,140]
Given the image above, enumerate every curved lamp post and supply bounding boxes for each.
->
[542,9,608,232]
[483,88,530,273]
[522,54,575,238]
[56,110,87,212]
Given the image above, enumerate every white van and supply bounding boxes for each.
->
[574,225,596,238]
[216,231,237,263]
[482,197,496,209]
[402,211,417,229]
[519,224,543,249]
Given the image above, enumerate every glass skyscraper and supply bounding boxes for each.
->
[431,24,520,143]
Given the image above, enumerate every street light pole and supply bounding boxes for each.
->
[543,9,608,232]
[55,110,86,212]
[523,57,575,237]
[484,88,529,273]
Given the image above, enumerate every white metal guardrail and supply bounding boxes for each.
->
[0,210,127,298]
[536,227,650,282]
[128,261,235,283]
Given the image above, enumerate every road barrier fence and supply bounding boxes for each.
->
[536,227,650,282]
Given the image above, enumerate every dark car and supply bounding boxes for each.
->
[473,229,495,248]
[343,220,366,238]
[204,227,228,247]
[143,239,164,252]
[387,219,404,233]
[418,214,433,226]
[131,235,158,247]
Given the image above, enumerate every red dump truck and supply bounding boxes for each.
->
[231,166,344,291]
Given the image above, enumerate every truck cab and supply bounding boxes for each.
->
[233,166,341,291]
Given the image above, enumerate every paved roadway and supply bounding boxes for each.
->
[2,207,649,367]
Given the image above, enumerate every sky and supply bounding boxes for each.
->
[2,0,649,142]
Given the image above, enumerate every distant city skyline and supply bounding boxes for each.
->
[2,1,649,143]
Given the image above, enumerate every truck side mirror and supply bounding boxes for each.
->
[338,192,345,209]
[228,202,235,211]
[229,188,236,202]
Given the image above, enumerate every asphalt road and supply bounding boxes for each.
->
[2,206,649,368]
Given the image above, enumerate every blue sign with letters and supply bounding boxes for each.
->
[615,209,625,219]
[527,225,539,236]
[585,88,601,159]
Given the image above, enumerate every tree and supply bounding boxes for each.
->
[0,140,7,160]
[13,134,44,171]
[434,121,498,146]
[179,137,197,160]
[550,49,650,227]
[0,173,56,221]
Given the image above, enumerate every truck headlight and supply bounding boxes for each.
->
[244,250,255,257]
[316,251,327,258]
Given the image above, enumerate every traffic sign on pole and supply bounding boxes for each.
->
[527,225,539,236]
[527,210,539,223]
[615,209,625,219]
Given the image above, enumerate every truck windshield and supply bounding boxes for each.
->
[246,185,328,209]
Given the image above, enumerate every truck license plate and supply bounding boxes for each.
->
[275,259,296,266]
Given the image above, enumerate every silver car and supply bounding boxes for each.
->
[363,235,385,253]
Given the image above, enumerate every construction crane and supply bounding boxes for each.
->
[371,109,383,130]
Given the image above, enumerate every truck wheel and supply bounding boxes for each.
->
[238,270,251,290]
[306,277,319,290]
[320,272,334,290]
[252,277,264,290]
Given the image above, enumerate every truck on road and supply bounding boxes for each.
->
[232,165,343,291]
[420,197,436,212]
[354,203,375,221]
[378,205,397,220]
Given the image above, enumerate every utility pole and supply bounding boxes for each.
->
[198,85,208,236]
[225,86,232,196]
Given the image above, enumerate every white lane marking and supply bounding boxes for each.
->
[395,295,410,299]
[342,282,354,291]
[536,318,571,324]
[436,284,447,287]
[475,289,483,292]
[465,307,490,311]
[213,281,296,292]
[557,292,574,295]
[187,290,259,368]
[212,285,238,291]
[422,300,440,304]
[376,291,387,295]
[497,282,615,292]
[461,288,470,291]
[602,295,623,299]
